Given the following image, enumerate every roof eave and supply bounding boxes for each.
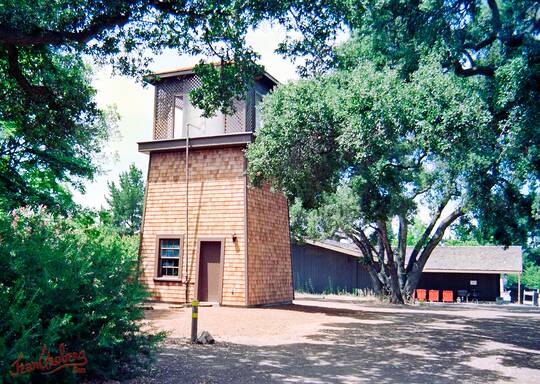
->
[144,65,280,86]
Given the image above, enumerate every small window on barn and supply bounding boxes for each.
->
[157,238,182,277]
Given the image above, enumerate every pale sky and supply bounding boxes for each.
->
[73,21,300,209]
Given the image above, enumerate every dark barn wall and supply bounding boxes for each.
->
[292,244,503,300]
[291,244,373,294]
[418,272,500,301]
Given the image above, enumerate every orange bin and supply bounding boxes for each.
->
[442,290,454,302]
[428,289,440,302]
[416,289,427,301]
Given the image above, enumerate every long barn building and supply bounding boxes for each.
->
[292,240,522,302]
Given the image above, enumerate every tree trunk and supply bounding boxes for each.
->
[353,206,464,304]
[402,268,423,299]
[363,263,404,304]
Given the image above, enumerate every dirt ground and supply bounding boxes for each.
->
[127,297,540,383]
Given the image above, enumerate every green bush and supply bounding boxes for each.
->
[506,248,540,290]
[0,207,164,383]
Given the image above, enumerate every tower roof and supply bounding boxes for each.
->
[145,63,279,86]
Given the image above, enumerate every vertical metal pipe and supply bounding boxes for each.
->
[185,124,190,303]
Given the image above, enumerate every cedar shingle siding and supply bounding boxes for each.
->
[140,149,293,305]
[247,184,294,305]
[140,148,247,305]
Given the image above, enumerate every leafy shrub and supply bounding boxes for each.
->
[506,248,540,290]
[522,265,540,289]
[0,207,164,383]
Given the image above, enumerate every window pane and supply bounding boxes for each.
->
[161,259,179,267]
[174,96,184,139]
[161,267,178,276]
[184,97,225,137]
[158,238,181,277]
[161,249,178,257]
[160,239,180,249]
[165,267,176,276]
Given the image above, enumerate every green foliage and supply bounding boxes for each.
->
[0,53,116,212]
[405,220,428,247]
[333,0,540,245]
[248,5,540,300]
[521,265,540,290]
[248,78,344,208]
[507,248,540,290]
[106,164,145,235]
[3,1,539,220]
[250,0,540,251]
[0,1,352,211]
[289,184,361,242]
[0,207,164,383]
[249,58,493,229]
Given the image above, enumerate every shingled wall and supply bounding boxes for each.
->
[140,147,293,306]
[139,147,246,305]
[246,184,294,305]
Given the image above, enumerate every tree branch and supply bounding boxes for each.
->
[406,193,451,272]
[352,227,385,273]
[350,228,373,261]
[462,0,501,51]
[349,228,385,293]
[4,44,58,107]
[0,1,216,47]
[396,214,408,288]
[454,60,495,77]
[403,206,465,294]
[414,207,465,270]
[0,3,136,46]
[376,220,395,264]
[397,215,407,262]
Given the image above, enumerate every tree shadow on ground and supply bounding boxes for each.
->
[126,303,540,384]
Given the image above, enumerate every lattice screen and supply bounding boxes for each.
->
[244,89,256,133]
[154,76,199,140]
[225,99,246,134]
[153,75,248,140]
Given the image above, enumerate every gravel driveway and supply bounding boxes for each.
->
[125,298,540,383]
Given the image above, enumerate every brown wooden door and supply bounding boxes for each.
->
[197,241,222,302]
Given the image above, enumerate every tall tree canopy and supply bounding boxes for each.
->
[0,0,346,211]
[106,163,145,235]
[247,0,540,303]
[4,0,537,214]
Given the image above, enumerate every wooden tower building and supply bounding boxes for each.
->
[138,66,293,306]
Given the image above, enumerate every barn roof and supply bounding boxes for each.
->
[305,240,522,274]
[146,63,279,85]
